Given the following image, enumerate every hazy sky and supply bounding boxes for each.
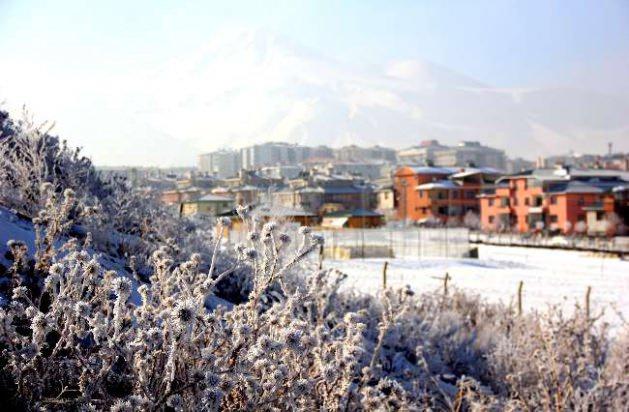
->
[1,0,628,166]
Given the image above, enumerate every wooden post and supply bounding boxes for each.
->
[382,261,388,290]
[443,272,450,296]
[517,281,524,316]
[585,286,591,321]
[318,244,324,270]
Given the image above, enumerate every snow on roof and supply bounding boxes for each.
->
[197,194,234,202]
[546,180,623,194]
[502,168,629,182]
[233,185,260,191]
[255,205,317,217]
[406,166,459,175]
[297,186,325,193]
[449,167,502,179]
[561,182,604,194]
[416,180,460,190]
[323,208,383,218]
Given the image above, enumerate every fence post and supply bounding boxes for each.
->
[318,244,324,270]
[585,286,591,321]
[417,227,421,257]
[382,261,388,290]
[517,281,524,316]
[443,272,450,296]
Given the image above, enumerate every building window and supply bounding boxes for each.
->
[550,215,558,223]
[488,198,494,206]
[550,196,557,205]
[513,197,518,206]
[524,198,530,206]
[452,191,458,199]
[418,190,423,198]
[488,216,495,224]
[578,197,585,206]
[467,191,476,199]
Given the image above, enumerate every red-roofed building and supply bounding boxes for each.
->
[394,166,500,223]
[479,167,628,235]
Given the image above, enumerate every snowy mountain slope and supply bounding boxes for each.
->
[136,27,629,159]
[2,27,627,166]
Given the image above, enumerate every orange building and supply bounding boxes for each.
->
[479,168,628,235]
[160,188,202,205]
[394,166,500,223]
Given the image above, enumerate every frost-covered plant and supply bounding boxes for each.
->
[0,109,250,299]
[1,197,627,410]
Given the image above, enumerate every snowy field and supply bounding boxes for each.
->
[325,244,629,331]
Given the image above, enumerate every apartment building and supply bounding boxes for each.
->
[479,167,629,235]
[309,160,388,180]
[259,165,303,180]
[333,145,397,163]
[432,141,506,170]
[394,166,500,223]
[397,140,507,170]
[397,140,447,165]
[240,142,310,169]
[198,150,241,178]
[270,173,376,214]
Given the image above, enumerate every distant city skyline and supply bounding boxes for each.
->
[1,1,628,166]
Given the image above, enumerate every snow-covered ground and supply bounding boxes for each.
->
[326,244,629,331]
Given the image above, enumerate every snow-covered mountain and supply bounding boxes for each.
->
[133,27,628,161]
[3,27,627,165]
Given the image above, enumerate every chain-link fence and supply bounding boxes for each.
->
[227,225,471,259]
[317,227,470,258]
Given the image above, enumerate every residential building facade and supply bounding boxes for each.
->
[432,141,506,170]
[333,145,397,163]
[198,150,241,178]
[479,167,628,235]
[394,166,500,223]
[397,140,447,165]
[181,194,234,217]
[240,142,310,169]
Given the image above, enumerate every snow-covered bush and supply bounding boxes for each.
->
[1,196,627,410]
[0,110,250,300]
